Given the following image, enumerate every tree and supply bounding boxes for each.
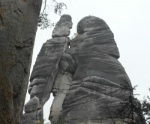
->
[141,89,150,124]
[38,0,67,29]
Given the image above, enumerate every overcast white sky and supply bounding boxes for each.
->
[25,0,150,122]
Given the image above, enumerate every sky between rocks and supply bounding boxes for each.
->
[25,0,150,122]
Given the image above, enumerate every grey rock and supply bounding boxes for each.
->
[53,27,70,37]
[77,16,109,34]
[24,96,41,113]
[50,71,73,123]
[29,77,48,87]
[31,37,69,105]
[49,52,76,124]
[52,14,72,37]
[22,15,145,124]
[30,37,69,81]
[58,16,145,124]
[30,84,46,99]
[0,0,42,123]
[21,14,72,124]
[21,109,43,124]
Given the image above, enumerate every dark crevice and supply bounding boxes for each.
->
[13,7,23,17]
[0,14,4,26]
[17,60,27,73]
[15,45,23,49]
[17,7,23,14]
[13,10,20,16]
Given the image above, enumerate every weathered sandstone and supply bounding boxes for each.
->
[0,0,42,123]
[22,15,145,124]
[21,14,72,124]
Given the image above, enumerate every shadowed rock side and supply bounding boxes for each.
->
[21,15,72,124]
[57,16,145,124]
[0,0,42,123]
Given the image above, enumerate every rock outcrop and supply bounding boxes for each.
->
[21,14,73,124]
[22,15,145,124]
[0,0,42,123]
[58,16,144,124]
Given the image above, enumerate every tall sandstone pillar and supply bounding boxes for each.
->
[21,15,145,124]
[21,14,72,124]
[0,0,42,123]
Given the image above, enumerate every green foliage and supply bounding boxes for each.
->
[53,0,67,15]
[38,0,67,29]
[141,89,150,123]
[38,13,54,29]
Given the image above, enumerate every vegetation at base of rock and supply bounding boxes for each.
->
[141,89,150,123]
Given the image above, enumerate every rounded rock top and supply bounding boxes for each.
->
[60,14,72,22]
[77,16,109,34]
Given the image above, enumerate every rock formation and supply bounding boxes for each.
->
[21,14,73,124]
[58,16,145,124]
[0,0,42,123]
[22,15,145,124]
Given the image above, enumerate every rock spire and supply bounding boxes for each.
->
[22,15,145,124]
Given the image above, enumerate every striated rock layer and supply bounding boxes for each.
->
[58,16,145,124]
[22,15,145,124]
[21,14,73,124]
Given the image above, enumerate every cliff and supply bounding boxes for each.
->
[0,0,42,123]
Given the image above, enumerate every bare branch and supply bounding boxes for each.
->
[38,0,67,29]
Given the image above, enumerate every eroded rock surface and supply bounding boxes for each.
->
[52,14,72,37]
[21,14,73,124]
[0,0,42,123]
[22,15,145,124]
[57,16,145,124]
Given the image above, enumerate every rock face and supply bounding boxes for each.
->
[0,0,42,124]
[23,15,145,124]
[52,14,72,37]
[58,16,145,124]
[21,14,73,124]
